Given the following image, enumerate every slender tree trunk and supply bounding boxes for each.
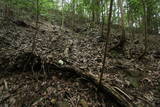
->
[32,0,39,52]
[91,0,97,24]
[101,0,105,39]
[154,14,159,34]
[113,1,116,24]
[142,0,147,56]
[131,17,135,41]
[138,0,148,60]
[118,0,125,50]
[96,0,100,24]
[92,9,95,23]
[61,0,64,29]
[146,3,152,34]
[99,0,114,85]
[71,0,75,28]
[4,3,12,22]
[117,4,120,26]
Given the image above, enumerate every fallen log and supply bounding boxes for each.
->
[48,63,135,107]
[12,20,47,34]
[11,52,150,107]
[12,20,30,28]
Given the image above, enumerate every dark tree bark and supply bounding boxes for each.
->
[101,0,105,39]
[32,0,39,52]
[138,0,148,60]
[92,9,95,22]
[61,0,64,29]
[99,0,114,85]
[109,0,126,52]
[118,0,126,51]
[95,0,100,24]
[143,0,148,56]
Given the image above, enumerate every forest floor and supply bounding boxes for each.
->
[0,19,160,107]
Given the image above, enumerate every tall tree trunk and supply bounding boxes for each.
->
[92,9,95,22]
[101,0,105,39]
[4,3,13,22]
[71,0,75,28]
[138,0,148,60]
[110,0,125,52]
[146,1,152,34]
[118,0,126,50]
[96,0,100,24]
[99,0,114,85]
[154,14,159,34]
[143,0,147,56]
[32,0,39,52]
[61,0,64,29]
[112,1,116,24]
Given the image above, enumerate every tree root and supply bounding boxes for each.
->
[109,39,125,53]
[137,51,146,61]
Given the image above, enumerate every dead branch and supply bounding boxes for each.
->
[49,63,135,107]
